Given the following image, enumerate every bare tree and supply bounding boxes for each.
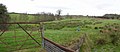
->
[55,9,62,20]
[56,9,62,16]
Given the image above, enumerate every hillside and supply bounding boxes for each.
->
[1,17,120,52]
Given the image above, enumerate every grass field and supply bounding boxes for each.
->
[0,17,120,52]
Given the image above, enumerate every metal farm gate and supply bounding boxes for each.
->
[0,22,85,52]
[0,22,42,52]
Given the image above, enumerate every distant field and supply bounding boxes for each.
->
[9,13,55,22]
[1,17,120,52]
[9,14,35,22]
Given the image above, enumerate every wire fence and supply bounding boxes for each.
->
[44,37,75,52]
[43,35,86,52]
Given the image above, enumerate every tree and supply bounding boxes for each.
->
[56,9,62,16]
[0,3,10,30]
[103,14,120,19]
[55,9,62,20]
[33,12,55,22]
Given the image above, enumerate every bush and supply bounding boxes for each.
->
[0,4,10,30]
[96,38,106,45]
[94,27,98,29]
[85,25,92,28]
[110,32,120,46]
[99,27,103,29]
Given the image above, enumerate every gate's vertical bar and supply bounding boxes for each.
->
[40,22,45,48]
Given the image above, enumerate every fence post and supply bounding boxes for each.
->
[40,22,45,48]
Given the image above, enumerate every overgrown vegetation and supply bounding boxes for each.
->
[1,4,120,51]
[1,17,120,52]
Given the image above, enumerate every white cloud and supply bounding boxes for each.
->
[0,0,120,16]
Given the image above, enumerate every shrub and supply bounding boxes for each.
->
[99,27,103,29]
[0,4,10,30]
[96,38,106,45]
[94,27,98,29]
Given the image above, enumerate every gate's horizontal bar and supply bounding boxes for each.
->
[0,22,43,24]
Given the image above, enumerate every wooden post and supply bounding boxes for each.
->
[40,23,45,48]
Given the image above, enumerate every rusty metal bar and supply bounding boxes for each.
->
[18,28,34,50]
[17,23,41,46]
[0,22,41,24]
[0,30,6,36]
[0,39,11,49]
[0,22,81,24]
[43,37,75,52]
[0,24,11,36]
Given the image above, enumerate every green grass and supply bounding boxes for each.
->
[0,29,83,52]
[9,14,35,22]
[1,17,120,52]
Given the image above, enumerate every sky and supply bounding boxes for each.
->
[0,0,120,16]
